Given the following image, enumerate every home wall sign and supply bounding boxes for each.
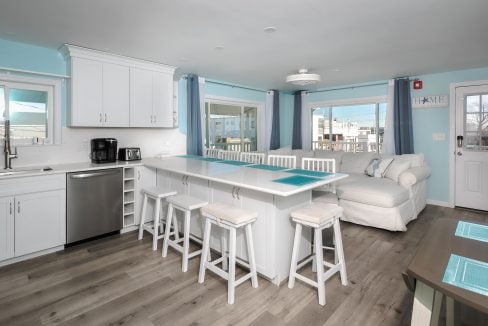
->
[412,95,449,108]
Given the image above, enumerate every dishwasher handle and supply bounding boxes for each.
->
[70,169,121,179]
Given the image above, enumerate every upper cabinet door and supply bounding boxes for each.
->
[71,57,103,127]
[130,68,154,127]
[152,72,174,128]
[103,63,130,127]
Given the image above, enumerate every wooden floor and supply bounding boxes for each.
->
[0,205,487,326]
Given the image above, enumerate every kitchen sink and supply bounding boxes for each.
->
[0,167,53,176]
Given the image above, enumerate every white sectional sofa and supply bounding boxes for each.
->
[267,148,431,232]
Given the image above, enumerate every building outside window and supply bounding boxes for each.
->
[311,98,387,153]
[204,98,260,152]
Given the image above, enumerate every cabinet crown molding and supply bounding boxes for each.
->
[60,44,177,75]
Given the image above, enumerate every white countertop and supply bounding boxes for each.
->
[143,157,348,197]
[0,160,143,180]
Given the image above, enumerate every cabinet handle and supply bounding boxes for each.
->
[9,202,12,215]
[154,115,157,124]
[105,113,107,123]
[137,170,141,180]
[99,113,102,123]
[17,201,20,214]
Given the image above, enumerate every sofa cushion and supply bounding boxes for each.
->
[292,149,314,168]
[335,172,369,186]
[382,153,425,167]
[341,152,379,174]
[268,146,292,156]
[313,150,344,172]
[385,160,410,182]
[337,177,410,208]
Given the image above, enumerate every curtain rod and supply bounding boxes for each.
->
[307,81,388,94]
[0,66,70,79]
[182,75,267,93]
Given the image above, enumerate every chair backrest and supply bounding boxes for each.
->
[240,152,265,164]
[218,150,240,161]
[302,157,336,173]
[204,148,221,158]
[267,154,296,169]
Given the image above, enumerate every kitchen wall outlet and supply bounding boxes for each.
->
[80,139,89,151]
[432,133,446,141]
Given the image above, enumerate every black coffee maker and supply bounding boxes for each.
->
[90,138,118,163]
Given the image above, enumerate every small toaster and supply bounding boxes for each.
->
[118,147,141,161]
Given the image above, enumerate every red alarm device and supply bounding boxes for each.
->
[413,80,423,90]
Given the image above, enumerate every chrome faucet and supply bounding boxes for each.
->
[3,120,17,169]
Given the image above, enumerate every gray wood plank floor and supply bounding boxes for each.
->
[0,205,487,326]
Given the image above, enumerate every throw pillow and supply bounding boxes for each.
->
[385,160,411,183]
[364,158,380,177]
[373,158,394,178]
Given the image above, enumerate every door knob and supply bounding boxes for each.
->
[457,152,463,156]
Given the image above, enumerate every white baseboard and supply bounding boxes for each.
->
[120,225,139,234]
[426,199,452,208]
[0,245,64,267]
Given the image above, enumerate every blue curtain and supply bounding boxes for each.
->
[270,90,280,150]
[292,91,302,149]
[393,78,414,154]
[186,74,203,156]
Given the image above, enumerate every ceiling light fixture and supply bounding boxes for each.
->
[286,69,321,85]
[264,26,277,33]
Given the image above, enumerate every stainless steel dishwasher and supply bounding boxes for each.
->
[67,168,123,244]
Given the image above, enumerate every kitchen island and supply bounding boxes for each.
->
[143,156,348,285]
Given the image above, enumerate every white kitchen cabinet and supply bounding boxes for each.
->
[130,69,174,128]
[14,190,66,257]
[70,57,103,126]
[62,45,176,129]
[0,174,66,263]
[0,196,14,261]
[152,72,174,128]
[103,63,130,127]
[135,166,157,226]
[130,68,154,127]
[186,176,209,239]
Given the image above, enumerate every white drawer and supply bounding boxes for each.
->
[0,174,66,197]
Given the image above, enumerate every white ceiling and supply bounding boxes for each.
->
[1,0,488,90]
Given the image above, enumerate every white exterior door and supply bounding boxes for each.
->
[0,196,14,261]
[454,84,488,210]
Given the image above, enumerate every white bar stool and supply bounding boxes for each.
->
[198,203,259,304]
[162,194,208,272]
[138,187,177,251]
[288,202,348,306]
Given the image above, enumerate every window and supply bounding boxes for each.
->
[465,94,488,150]
[311,98,387,153]
[0,76,59,145]
[204,98,260,152]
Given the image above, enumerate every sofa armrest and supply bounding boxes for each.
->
[399,166,431,188]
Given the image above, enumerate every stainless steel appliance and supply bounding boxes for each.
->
[90,138,117,163]
[118,147,141,161]
[67,168,123,244]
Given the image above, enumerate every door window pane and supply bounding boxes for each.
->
[0,87,5,137]
[206,102,242,151]
[464,94,488,151]
[466,95,480,113]
[243,106,257,151]
[9,88,48,140]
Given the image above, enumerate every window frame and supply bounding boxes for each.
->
[0,74,61,146]
[204,95,264,152]
[309,96,387,153]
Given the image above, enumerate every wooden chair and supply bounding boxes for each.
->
[204,148,221,158]
[218,150,240,161]
[240,152,265,164]
[267,154,296,169]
